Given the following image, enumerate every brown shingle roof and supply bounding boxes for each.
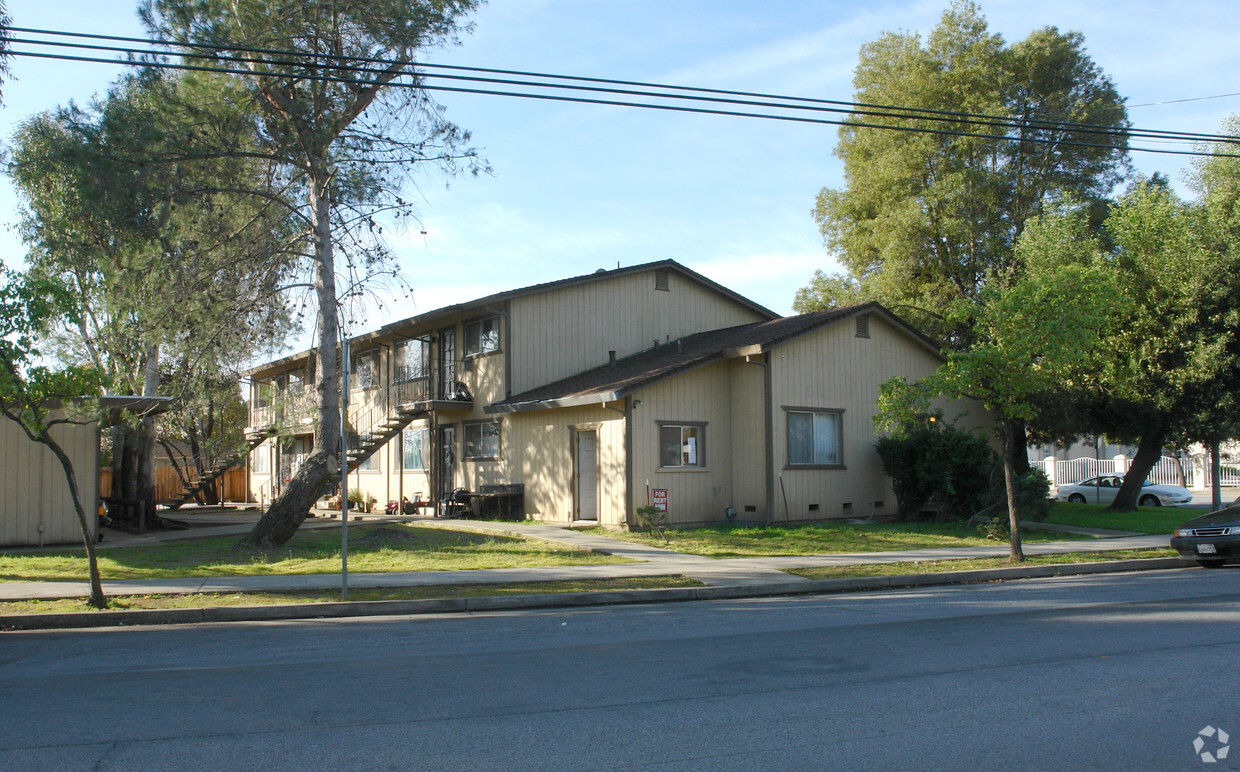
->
[488,302,937,413]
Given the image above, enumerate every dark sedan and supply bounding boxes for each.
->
[1171,505,1240,568]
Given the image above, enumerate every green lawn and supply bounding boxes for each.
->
[0,575,700,615]
[590,519,1069,558]
[0,523,630,582]
[786,548,1179,580]
[1042,502,1193,535]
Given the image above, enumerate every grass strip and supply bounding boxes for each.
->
[1040,502,1187,535]
[786,548,1179,580]
[0,575,701,615]
[0,522,629,582]
[592,519,1069,558]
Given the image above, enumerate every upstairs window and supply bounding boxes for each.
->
[396,338,430,382]
[351,349,380,391]
[465,317,500,357]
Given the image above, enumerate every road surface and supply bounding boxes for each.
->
[2,568,1237,770]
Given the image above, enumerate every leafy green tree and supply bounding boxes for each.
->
[10,69,296,522]
[1088,123,1240,510]
[809,1,1128,345]
[791,269,866,313]
[142,0,485,547]
[880,244,1121,560]
[0,268,108,607]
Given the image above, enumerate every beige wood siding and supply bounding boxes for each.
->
[1,412,98,547]
[508,268,768,394]
[631,361,736,527]
[728,357,769,519]
[769,314,990,522]
[505,405,627,525]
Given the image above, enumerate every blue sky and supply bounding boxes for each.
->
[3,0,1239,350]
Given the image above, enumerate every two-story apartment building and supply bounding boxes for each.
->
[245,260,987,528]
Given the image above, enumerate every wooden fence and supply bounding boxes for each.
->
[99,467,249,503]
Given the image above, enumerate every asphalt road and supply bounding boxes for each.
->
[2,569,1238,771]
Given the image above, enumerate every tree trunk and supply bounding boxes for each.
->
[1002,418,1024,562]
[242,166,341,548]
[44,434,106,608]
[136,345,160,525]
[1109,430,1166,511]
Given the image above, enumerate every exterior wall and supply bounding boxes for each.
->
[632,361,736,527]
[768,314,988,522]
[496,405,627,525]
[508,268,769,394]
[728,357,769,520]
[1,412,99,547]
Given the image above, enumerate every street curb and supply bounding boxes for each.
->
[0,556,1196,632]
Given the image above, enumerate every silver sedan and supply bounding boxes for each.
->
[1055,474,1193,507]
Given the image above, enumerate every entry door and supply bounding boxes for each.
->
[575,431,599,522]
[438,425,456,500]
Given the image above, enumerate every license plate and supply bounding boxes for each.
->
[1198,543,1218,554]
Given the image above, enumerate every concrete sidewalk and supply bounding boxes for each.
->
[0,515,1174,602]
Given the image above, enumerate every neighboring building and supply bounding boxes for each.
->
[1,410,98,547]
[244,261,987,528]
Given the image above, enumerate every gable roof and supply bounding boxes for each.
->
[487,302,941,413]
[244,260,777,378]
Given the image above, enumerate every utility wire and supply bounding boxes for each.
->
[8,26,1240,158]
[15,25,1236,145]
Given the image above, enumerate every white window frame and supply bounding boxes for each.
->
[402,426,430,470]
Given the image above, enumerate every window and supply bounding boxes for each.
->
[787,409,842,467]
[659,423,705,468]
[252,443,270,474]
[355,452,380,472]
[396,338,429,382]
[403,426,429,470]
[254,379,274,409]
[464,317,500,357]
[464,421,501,460]
[351,349,380,391]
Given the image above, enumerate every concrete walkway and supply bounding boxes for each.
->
[0,512,1172,602]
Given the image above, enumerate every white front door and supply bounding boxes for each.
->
[575,431,599,522]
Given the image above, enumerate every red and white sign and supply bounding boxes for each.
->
[651,489,669,512]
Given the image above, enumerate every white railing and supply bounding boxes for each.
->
[1044,454,1234,489]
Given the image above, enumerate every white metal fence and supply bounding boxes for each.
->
[1046,455,1238,489]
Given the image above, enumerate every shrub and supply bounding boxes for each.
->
[875,421,999,520]
[635,504,669,543]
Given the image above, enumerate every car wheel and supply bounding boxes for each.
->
[1139,494,1161,507]
[1198,559,1226,569]
[1068,494,1086,504]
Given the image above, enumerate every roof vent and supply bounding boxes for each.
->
[609,350,617,366]
[855,314,870,338]
[654,269,670,291]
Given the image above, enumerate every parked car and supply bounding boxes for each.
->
[1171,505,1240,567]
[1054,474,1193,507]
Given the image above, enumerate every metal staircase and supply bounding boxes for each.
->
[163,428,274,509]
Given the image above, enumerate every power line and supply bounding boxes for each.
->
[7,26,1240,159]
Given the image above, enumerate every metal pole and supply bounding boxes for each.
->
[341,332,350,601]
